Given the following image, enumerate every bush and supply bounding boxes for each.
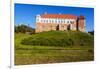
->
[21,31,94,46]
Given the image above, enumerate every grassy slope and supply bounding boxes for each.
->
[21,31,94,46]
[15,31,94,65]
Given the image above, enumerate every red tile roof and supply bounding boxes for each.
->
[41,14,77,19]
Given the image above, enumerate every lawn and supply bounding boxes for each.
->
[15,32,94,65]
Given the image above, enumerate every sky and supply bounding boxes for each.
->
[15,3,94,32]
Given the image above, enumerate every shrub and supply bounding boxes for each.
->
[21,31,94,46]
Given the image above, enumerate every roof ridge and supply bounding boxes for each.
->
[41,14,77,19]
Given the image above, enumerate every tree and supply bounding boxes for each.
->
[15,24,35,34]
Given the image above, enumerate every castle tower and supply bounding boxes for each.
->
[78,15,86,32]
[36,15,43,33]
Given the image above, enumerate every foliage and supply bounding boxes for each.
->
[88,31,94,35]
[21,31,94,46]
[15,33,94,65]
[15,24,35,34]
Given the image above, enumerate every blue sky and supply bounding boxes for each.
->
[15,3,94,32]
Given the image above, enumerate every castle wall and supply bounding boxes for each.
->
[35,14,85,33]
[71,20,77,31]
[78,19,85,32]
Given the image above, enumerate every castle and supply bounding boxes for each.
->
[36,13,85,33]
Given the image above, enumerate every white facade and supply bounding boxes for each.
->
[36,15,76,24]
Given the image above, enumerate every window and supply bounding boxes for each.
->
[63,20,65,23]
[41,20,42,22]
[70,21,74,24]
[50,20,51,23]
[47,20,49,23]
[55,20,57,23]
[58,20,60,23]
[37,19,39,22]
[61,20,63,23]
[67,21,69,23]
[43,20,45,23]
[45,20,48,23]
[52,20,53,23]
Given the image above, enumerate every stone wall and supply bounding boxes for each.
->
[36,18,85,33]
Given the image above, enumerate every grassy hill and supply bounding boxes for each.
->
[21,31,94,46]
[15,31,94,65]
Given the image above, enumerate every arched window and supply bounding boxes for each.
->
[56,24,59,30]
[67,24,70,30]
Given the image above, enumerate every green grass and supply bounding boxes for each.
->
[21,31,94,46]
[15,31,94,65]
